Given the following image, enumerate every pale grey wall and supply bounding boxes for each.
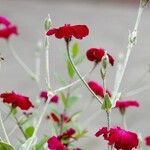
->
[0,0,150,149]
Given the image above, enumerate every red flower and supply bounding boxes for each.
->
[60,114,71,123]
[95,127,139,150]
[47,136,68,150]
[50,95,59,103]
[40,90,48,100]
[88,80,111,98]
[145,136,150,146]
[115,100,139,109]
[46,24,89,40]
[60,128,76,139]
[0,16,18,39]
[0,92,33,110]
[86,48,114,66]
[50,112,60,123]
[39,91,59,103]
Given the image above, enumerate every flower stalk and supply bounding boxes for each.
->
[8,41,37,81]
[0,113,10,144]
[66,40,102,105]
[112,4,144,105]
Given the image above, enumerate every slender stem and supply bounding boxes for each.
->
[0,113,10,144]
[122,113,127,129]
[112,6,144,105]
[66,41,102,105]
[8,41,37,81]
[14,116,27,140]
[35,52,41,84]
[106,111,110,129]
[26,92,53,150]
[106,111,111,150]
[126,84,150,97]
[59,80,71,135]
[45,36,51,90]
[53,66,95,94]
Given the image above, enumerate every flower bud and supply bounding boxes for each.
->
[44,14,52,31]
[140,0,149,7]
[101,52,109,69]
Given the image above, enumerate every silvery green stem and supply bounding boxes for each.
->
[45,36,51,90]
[8,42,37,81]
[26,91,54,150]
[122,113,127,129]
[35,52,41,84]
[66,41,102,105]
[112,6,144,106]
[126,84,150,97]
[53,66,95,94]
[0,113,10,144]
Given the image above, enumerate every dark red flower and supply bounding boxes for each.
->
[60,128,76,139]
[50,95,59,103]
[115,100,139,115]
[40,90,59,104]
[0,16,18,39]
[0,91,33,110]
[95,127,139,150]
[39,90,48,101]
[46,24,89,40]
[60,114,71,123]
[115,100,139,109]
[86,48,114,66]
[47,136,68,150]
[88,80,111,98]
[145,136,150,146]
[50,112,60,123]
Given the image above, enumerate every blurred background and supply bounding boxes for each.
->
[0,0,150,149]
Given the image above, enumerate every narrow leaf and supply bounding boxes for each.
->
[0,141,14,150]
[67,60,75,78]
[72,42,79,58]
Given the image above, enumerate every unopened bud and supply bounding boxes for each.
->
[44,14,52,31]
[101,52,109,69]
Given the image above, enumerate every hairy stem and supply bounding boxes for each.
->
[0,113,10,144]
[45,36,51,90]
[14,116,28,140]
[66,41,102,105]
[26,92,53,150]
[122,113,127,129]
[8,41,37,81]
[112,6,144,105]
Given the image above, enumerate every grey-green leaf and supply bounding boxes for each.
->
[60,92,68,108]
[67,96,78,108]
